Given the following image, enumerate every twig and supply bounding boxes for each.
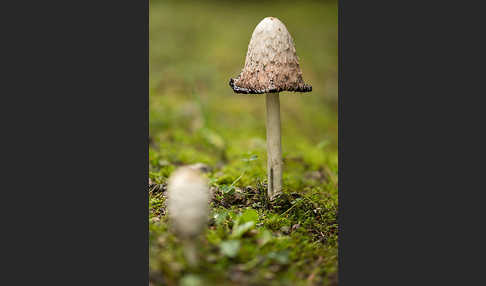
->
[229,170,246,188]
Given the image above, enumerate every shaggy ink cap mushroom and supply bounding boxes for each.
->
[167,167,209,239]
[166,167,210,266]
[229,17,312,94]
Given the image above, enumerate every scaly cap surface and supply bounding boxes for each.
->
[229,17,312,94]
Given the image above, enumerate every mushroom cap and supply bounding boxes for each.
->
[229,17,312,94]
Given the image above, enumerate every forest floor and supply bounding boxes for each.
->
[149,1,338,285]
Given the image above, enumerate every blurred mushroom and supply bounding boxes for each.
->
[188,162,211,173]
[166,167,209,266]
[229,17,312,200]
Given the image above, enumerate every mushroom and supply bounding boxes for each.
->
[229,17,312,200]
[166,167,209,266]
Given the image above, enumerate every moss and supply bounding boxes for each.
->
[149,0,338,285]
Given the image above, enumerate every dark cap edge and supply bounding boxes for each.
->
[229,78,312,94]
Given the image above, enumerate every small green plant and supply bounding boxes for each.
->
[220,154,258,196]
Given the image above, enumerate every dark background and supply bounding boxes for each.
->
[1,0,484,285]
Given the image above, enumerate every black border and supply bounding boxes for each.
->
[3,0,149,284]
[337,0,484,284]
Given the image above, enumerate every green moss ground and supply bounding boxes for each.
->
[149,1,338,285]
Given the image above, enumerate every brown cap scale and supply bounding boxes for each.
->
[229,17,312,200]
[229,17,312,94]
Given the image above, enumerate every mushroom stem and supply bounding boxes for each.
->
[182,239,198,267]
[265,93,283,200]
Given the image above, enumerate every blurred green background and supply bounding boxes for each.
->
[150,0,338,153]
[150,0,338,285]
